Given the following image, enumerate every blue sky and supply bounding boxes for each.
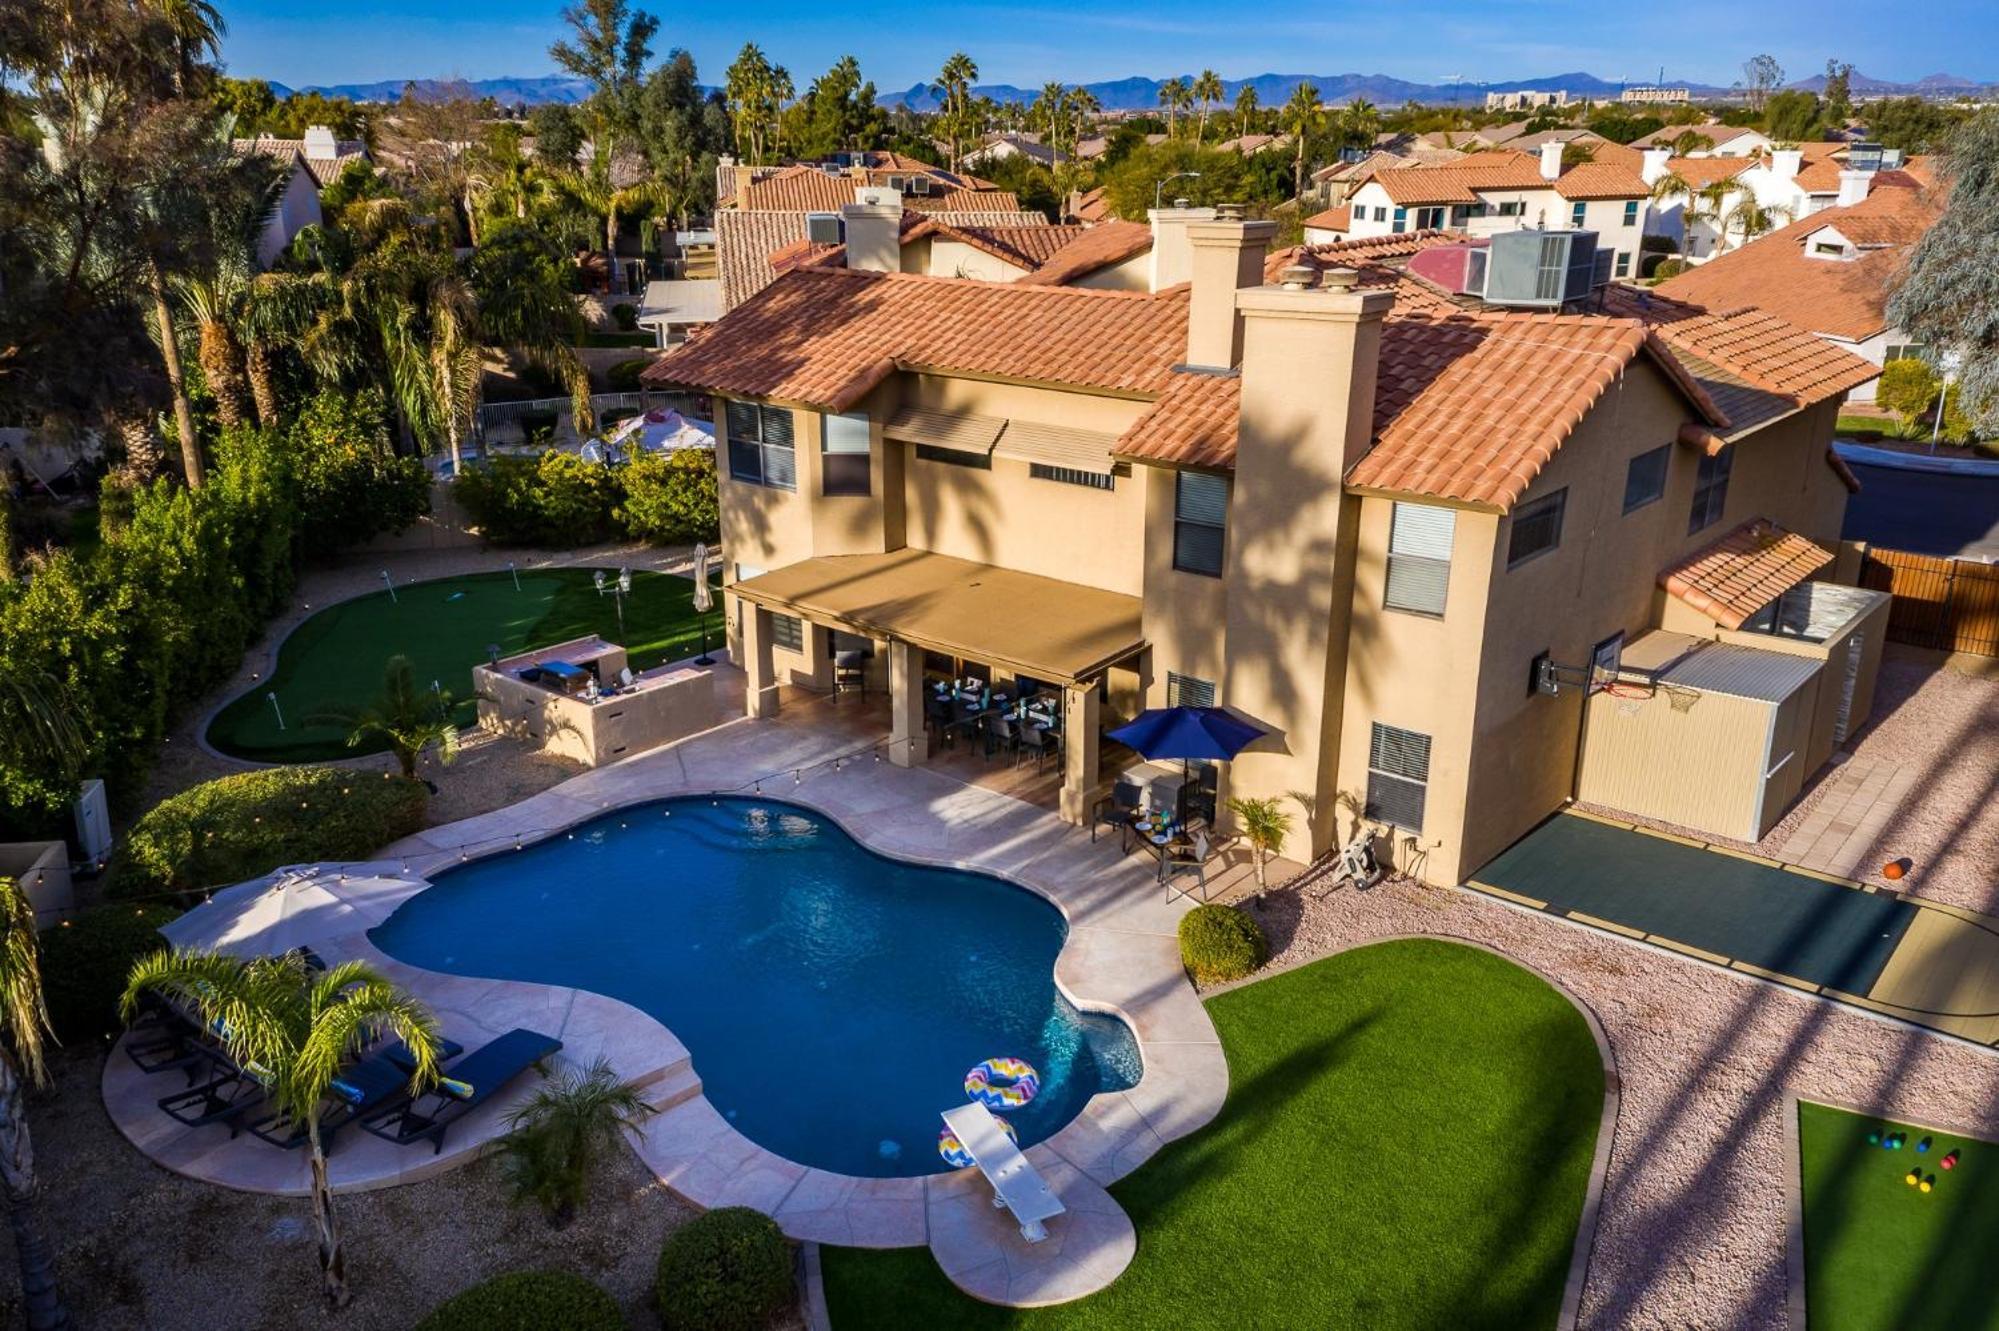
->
[223,0,1998,92]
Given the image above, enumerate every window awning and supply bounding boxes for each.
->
[992,420,1120,475]
[730,549,1144,685]
[884,406,1004,457]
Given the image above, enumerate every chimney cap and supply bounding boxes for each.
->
[1319,266,1359,291]
[1216,202,1247,221]
[1278,264,1321,291]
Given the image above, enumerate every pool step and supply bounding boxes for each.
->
[639,1060,704,1113]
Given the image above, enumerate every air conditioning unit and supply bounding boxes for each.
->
[909,176,934,196]
[1481,229,1601,309]
[820,162,844,177]
[1845,141,1884,173]
[805,213,844,245]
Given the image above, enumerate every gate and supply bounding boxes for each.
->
[1859,548,1999,655]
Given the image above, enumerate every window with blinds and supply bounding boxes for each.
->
[1173,472,1228,577]
[821,410,871,497]
[724,401,796,490]
[1623,444,1669,514]
[1688,447,1733,534]
[1365,723,1431,832]
[1507,488,1567,568]
[771,613,804,653]
[1384,502,1454,616]
[1166,672,1216,708]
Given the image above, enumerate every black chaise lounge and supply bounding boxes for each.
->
[245,1037,465,1152]
[358,1028,563,1155]
[158,1048,271,1130]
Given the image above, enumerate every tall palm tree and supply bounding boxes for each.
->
[931,52,979,168]
[0,875,68,1330]
[1341,97,1380,154]
[1282,82,1325,201]
[141,0,225,96]
[1721,197,1792,251]
[236,270,330,431]
[1193,70,1224,144]
[177,271,251,431]
[553,169,668,300]
[122,950,443,1308]
[311,654,460,779]
[0,672,85,776]
[1233,85,1260,138]
[1157,77,1192,135]
[1649,170,1698,264]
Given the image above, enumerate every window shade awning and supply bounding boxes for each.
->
[884,406,1004,457]
[992,420,1121,475]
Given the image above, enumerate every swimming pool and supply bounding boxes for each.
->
[369,797,1141,1177]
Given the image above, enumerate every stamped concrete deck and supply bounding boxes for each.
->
[110,687,1226,1305]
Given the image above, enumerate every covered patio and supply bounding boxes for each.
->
[728,549,1145,825]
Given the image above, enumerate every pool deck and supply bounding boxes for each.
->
[107,688,1226,1306]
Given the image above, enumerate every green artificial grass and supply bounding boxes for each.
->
[206,567,719,763]
[821,938,1606,1331]
[1797,1101,1999,1331]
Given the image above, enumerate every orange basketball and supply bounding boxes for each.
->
[1883,861,1907,881]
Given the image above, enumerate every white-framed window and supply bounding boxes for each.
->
[1173,471,1228,577]
[1384,502,1454,617]
[1391,206,1407,234]
[1622,200,1639,226]
[821,410,871,497]
[1365,723,1431,832]
[1623,444,1669,514]
[1688,447,1733,534]
[1570,201,1587,227]
[1497,200,1525,217]
[1507,488,1567,568]
[1614,250,1631,278]
[725,401,797,490]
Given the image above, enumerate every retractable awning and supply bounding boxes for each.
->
[884,406,1005,458]
[884,407,1119,473]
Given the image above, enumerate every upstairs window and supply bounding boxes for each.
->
[725,401,796,490]
[1173,471,1228,577]
[1622,444,1669,514]
[1623,200,1640,226]
[1614,250,1631,278]
[1391,206,1407,234]
[1414,206,1447,229]
[1570,200,1588,227]
[1507,488,1567,568]
[1365,723,1431,833]
[1496,200,1525,217]
[1384,502,1454,617]
[1166,672,1216,708]
[1688,447,1733,534]
[821,411,871,497]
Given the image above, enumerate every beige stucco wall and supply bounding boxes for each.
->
[1071,252,1154,292]
[1576,686,1779,841]
[923,239,1031,283]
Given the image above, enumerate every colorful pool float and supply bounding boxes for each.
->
[965,1057,1041,1111]
[938,1114,1018,1167]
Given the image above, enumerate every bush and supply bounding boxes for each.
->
[617,450,718,544]
[1651,258,1688,281]
[414,1271,622,1331]
[455,451,620,547]
[654,1207,795,1331]
[41,903,183,1043]
[605,357,652,392]
[1876,356,1941,432]
[611,302,639,331]
[1178,903,1267,984]
[290,389,431,550]
[107,766,427,900]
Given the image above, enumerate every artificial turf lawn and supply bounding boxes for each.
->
[1797,1101,1999,1331]
[820,938,1606,1330]
[206,567,718,762]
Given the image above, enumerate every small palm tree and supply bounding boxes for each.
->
[122,950,442,1308]
[1226,795,1294,892]
[498,1058,650,1228]
[0,875,69,1330]
[311,655,460,780]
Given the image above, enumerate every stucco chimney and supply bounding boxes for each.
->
[1147,202,1220,292]
[1837,169,1872,207]
[840,188,903,273]
[303,125,338,158]
[1184,215,1277,370]
[1539,140,1564,181]
[1771,148,1802,181]
[1235,274,1394,480]
[1641,147,1671,187]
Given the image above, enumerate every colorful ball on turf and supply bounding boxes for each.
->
[1942,1151,1959,1170]
[1906,1169,1921,1186]
[1868,1130,1883,1145]
[1918,1136,1932,1153]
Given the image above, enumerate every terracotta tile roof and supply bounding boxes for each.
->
[1114,371,1240,470]
[925,222,1084,268]
[1792,158,1845,193]
[1630,123,1764,150]
[1361,157,1548,205]
[1302,206,1351,232]
[1655,183,1940,340]
[1659,156,1756,188]
[1550,161,1651,200]
[1017,221,1154,286]
[727,163,1018,214]
[1659,520,1833,629]
[718,207,1048,311]
[233,136,369,187]
[1068,187,1110,223]
[642,268,1190,408]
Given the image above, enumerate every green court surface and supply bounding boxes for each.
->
[206,568,718,763]
[1473,813,1916,995]
[1798,1101,1999,1331]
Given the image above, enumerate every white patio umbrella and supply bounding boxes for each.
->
[691,542,716,665]
[157,865,401,960]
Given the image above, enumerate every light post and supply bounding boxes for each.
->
[1154,171,1202,210]
[267,692,286,731]
[379,570,397,604]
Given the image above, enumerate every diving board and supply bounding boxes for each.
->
[941,1102,1065,1242]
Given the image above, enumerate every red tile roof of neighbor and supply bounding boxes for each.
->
[1302,206,1352,232]
[726,163,1018,213]
[1654,180,1939,340]
[1116,371,1242,471]
[1550,161,1653,200]
[1358,153,1646,206]
[1016,221,1155,286]
[1659,520,1834,629]
[1659,156,1757,188]
[718,207,1049,310]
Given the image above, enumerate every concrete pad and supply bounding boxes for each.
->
[925,1145,1135,1306]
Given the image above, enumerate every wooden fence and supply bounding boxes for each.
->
[1859,548,1999,655]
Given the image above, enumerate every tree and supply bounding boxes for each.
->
[548,0,659,293]
[1865,97,1966,155]
[1721,196,1791,250]
[122,950,443,1307]
[1670,129,1716,155]
[529,102,587,169]
[789,55,884,160]
[0,873,67,1329]
[1889,111,1999,435]
[1226,795,1293,892]
[1741,54,1784,112]
[498,1058,650,1227]
[1098,140,1251,219]
[1281,82,1324,201]
[723,42,789,166]
[1193,70,1224,144]
[1233,85,1260,138]
[1875,356,1940,434]
[311,654,460,779]
[1763,89,1822,143]
[1157,77,1192,135]
[1340,97,1381,155]
[1822,60,1855,127]
[930,51,979,168]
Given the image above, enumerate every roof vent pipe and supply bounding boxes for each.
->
[1278,264,1320,291]
[1318,266,1359,291]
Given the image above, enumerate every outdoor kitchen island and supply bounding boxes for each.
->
[473,635,720,767]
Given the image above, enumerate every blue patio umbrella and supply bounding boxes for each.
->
[1105,706,1265,764]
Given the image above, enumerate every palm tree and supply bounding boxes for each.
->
[1233,85,1260,138]
[498,1058,650,1228]
[1341,97,1380,154]
[1721,197,1792,251]
[931,52,979,168]
[1193,70,1224,144]
[121,950,443,1308]
[0,875,69,1330]
[142,0,225,96]
[1226,795,1294,892]
[312,655,460,780]
[236,270,330,431]
[1032,81,1067,164]
[0,669,86,778]
[1281,82,1325,202]
[1649,169,1698,264]
[1157,77,1192,135]
[177,272,251,431]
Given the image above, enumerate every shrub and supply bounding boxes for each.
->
[414,1271,622,1331]
[617,450,718,544]
[290,389,431,550]
[455,451,619,546]
[605,357,651,392]
[500,1058,652,1226]
[654,1207,794,1331]
[108,766,427,900]
[1178,903,1266,984]
[41,903,183,1043]
[1876,356,1941,433]
[611,302,639,331]
[1651,258,1688,281]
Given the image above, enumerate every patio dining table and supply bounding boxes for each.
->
[1125,810,1193,868]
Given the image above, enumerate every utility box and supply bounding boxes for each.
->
[0,843,74,928]
[74,778,112,865]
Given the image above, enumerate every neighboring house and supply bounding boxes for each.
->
[1075,133,1168,161]
[1341,142,1653,279]
[234,125,371,269]
[1642,143,1920,265]
[642,216,1877,887]
[1656,180,1940,402]
[767,206,1087,286]
[236,124,370,186]
[1065,186,1111,224]
[1301,206,1353,244]
[1307,144,1467,211]
[1214,133,1293,157]
[636,278,721,347]
[962,133,1056,169]
[1630,123,1774,157]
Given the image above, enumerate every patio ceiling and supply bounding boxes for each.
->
[729,549,1144,685]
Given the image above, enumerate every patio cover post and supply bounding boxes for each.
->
[743,604,781,719]
[888,639,928,768]
[1058,682,1101,825]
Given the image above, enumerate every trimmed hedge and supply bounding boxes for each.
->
[1651,258,1689,281]
[107,766,427,900]
[414,1270,622,1331]
[655,1207,795,1331]
[42,903,183,1043]
[1179,903,1267,985]
[458,449,718,549]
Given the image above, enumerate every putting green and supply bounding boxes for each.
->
[206,568,719,763]
[1798,1101,1999,1331]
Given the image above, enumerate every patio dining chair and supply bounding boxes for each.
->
[1018,723,1054,774]
[986,714,1018,763]
[1160,831,1215,903]
[1091,783,1141,846]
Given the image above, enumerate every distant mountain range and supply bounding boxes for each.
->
[265,68,1991,110]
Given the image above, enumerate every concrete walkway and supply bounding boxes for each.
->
[112,687,1226,1306]
[1782,754,1920,879]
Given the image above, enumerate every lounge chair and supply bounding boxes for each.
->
[358,1028,562,1155]
[158,1050,271,1131]
[245,1037,464,1152]
[940,1103,1065,1243]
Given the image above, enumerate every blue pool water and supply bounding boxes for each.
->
[369,797,1141,1177]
